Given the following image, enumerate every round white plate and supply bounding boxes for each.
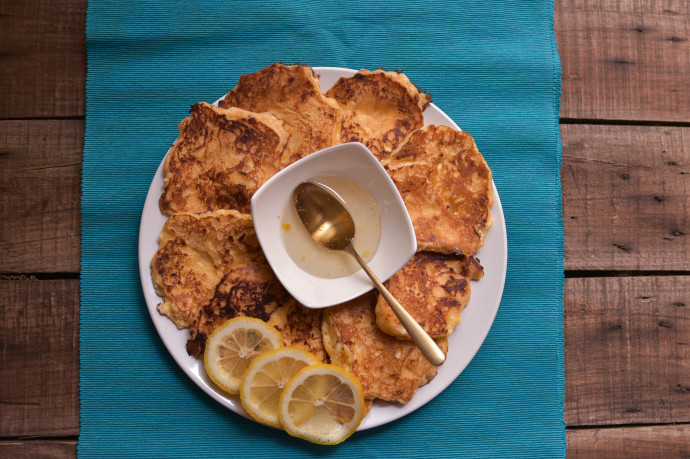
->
[138,67,507,430]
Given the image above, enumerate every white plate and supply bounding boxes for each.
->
[138,67,507,430]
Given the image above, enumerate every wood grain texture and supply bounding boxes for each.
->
[567,425,690,458]
[555,0,690,122]
[562,124,690,271]
[0,120,82,273]
[0,279,79,437]
[0,441,76,459]
[0,0,86,119]
[565,276,690,426]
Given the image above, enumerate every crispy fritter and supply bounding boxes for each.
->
[321,292,447,404]
[151,210,259,329]
[381,125,493,255]
[219,63,342,166]
[326,69,430,159]
[267,301,328,363]
[186,263,327,361]
[186,261,283,357]
[375,252,484,339]
[157,209,261,268]
[152,238,222,330]
[159,102,288,215]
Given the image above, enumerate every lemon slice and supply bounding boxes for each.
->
[279,364,365,445]
[204,317,283,394]
[240,347,320,427]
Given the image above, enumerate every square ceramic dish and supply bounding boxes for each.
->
[250,142,416,308]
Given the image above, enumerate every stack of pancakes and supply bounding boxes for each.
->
[151,63,493,405]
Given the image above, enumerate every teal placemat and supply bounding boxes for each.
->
[81,1,563,457]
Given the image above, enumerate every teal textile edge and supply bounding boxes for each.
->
[81,1,564,457]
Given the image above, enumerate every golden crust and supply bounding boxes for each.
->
[187,267,327,360]
[151,238,222,329]
[326,69,430,159]
[157,209,260,269]
[321,292,447,404]
[151,210,259,329]
[186,261,283,357]
[267,301,328,363]
[375,252,484,339]
[150,209,326,360]
[159,102,288,215]
[382,125,494,255]
[219,63,343,166]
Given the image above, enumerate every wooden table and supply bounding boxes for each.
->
[1,1,688,456]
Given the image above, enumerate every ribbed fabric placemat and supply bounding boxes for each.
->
[81,1,564,456]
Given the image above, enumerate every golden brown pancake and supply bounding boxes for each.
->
[186,262,283,357]
[151,210,259,329]
[326,69,430,159]
[375,252,484,339]
[267,301,328,363]
[321,292,447,404]
[159,102,289,215]
[219,63,342,166]
[187,261,279,356]
[186,263,327,360]
[381,125,494,255]
[157,209,261,268]
[151,237,222,331]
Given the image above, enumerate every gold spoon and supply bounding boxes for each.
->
[293,181,446,366]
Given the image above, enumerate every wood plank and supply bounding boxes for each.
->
[0,279,79,437]
[567,425,690,458]
[0,440,76,459]
[562,124,690,271]
[555,0,690,122]
[565,276,690,426]
[0,120,82,273]
[0,0,86,118]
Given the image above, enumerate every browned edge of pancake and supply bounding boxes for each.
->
[159,102,288,215]
[375,252,484,339]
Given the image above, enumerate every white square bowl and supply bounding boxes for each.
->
[251,142,416,308]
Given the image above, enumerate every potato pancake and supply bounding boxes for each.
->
[326,69,430,159]
[159,102,288,215]
[375,252,484,339]
[382,125,493,255]
[219,63,342,166]
[321,292,447,403]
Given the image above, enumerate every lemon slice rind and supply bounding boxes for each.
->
[278,363,365,445]
[204,317,283,394]
[240,347,321,427]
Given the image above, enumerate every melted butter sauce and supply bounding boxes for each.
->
[281,176,381,279]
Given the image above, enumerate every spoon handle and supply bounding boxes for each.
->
[347,246,446,366]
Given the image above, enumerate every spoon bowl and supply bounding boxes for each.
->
[293,182,354,251]
[293,180,446,366]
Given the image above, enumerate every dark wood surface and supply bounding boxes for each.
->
[1,0,689,456]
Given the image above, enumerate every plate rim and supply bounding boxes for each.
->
[138,66,507,430]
